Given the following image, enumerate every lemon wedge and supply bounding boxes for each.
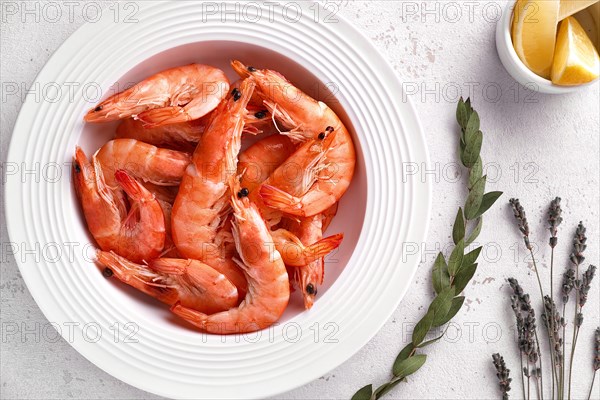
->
[559,0,599,20]
[551,16,600,85]
[512,0,561,78]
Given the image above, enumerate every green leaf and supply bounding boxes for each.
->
[456,99,468,130]
[435,296,466,326]
[462,130,483,168]
[430,287,456,327]
[453,263,478,293]
[464,111,480,140]
[394,343,415,368]
[468,157,482,190]
[447,239,464,276]
[473,191,503,219]
[465,217,482,246]
[463,246,482,267]
[412,310,434,346]
[393,354,427,378]
[432,252,450,294]
[464,176,486,220]
[351,384,373,400]
[452,208,465,245]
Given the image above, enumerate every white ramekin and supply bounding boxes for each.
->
[496,0,597,94]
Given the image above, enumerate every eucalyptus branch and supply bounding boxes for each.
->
[351,98,502,400]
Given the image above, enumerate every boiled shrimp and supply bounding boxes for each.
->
[282,215,326,309]
[95,139,191,189]
[238,135,343,267]
[171,178,289,334]
[73,148,165,263]
[85,64,229,127]
[171,78,257,295]
[96,251,238,314]
[232,60,355,217]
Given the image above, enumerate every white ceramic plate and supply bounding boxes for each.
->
[5,1,430,398]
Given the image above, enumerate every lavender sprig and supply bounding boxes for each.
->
[509,199,546,305]
[493,353,512,400]
[547,197,563,399]
[542,296,563,369]
[568,223,591,400]
[509,278,543,398]
[510,198,532,250]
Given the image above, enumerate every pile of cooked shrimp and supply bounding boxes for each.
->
[74,60,355,334]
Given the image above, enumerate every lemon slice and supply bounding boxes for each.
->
[559,0,599,20]
[512,0,561,78]
[551,16,600,85]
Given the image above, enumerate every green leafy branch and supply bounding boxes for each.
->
[352,98,503,400]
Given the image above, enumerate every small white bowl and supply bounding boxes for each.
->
[496,0,597,94]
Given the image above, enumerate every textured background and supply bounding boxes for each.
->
[1,1,599,399]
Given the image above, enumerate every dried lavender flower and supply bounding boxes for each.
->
[548,197,563,248]
[576,312,584,328]
[579,265,597,307]
[570,222,587,266]
[508,278,539,364]
[509,199,531,250]
[562,267,576,303]
[542,296,563,366]
[492,353,512,400]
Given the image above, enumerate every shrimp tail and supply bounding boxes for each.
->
[171,302,208,329]
[303,233,343,262]
[115,169,154,202]
[259,184,302,214]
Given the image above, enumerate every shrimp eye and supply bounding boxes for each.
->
[94,105,103,112]
[74,163,81,173]
[237,188,249,198]
[254,111,267,119]
[232,88,242,101]
[318,132,326,140]
[247,66,257,72]
[102,268,113,278]
[306,283,316,295]
[325,126,334,132]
